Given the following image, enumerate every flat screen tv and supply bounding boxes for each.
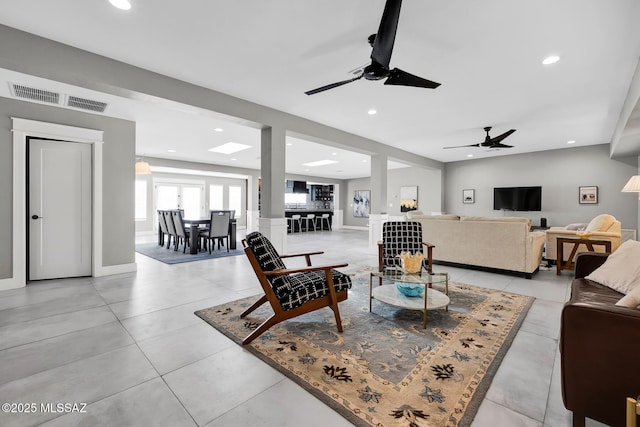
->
[493,186,542,211]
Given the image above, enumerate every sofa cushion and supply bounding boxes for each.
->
[617,285,640,309]
[405,210,423,219]
[585,240,640,294]
[585,214,616,232]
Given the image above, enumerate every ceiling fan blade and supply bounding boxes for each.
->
[304,74,363,95]
[384,68,441,89]
[489,129,516,144]
[490,143,513,149]
[370,0,402,69]
[443,143,481,149]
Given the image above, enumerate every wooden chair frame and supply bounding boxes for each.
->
[241,240,349,345]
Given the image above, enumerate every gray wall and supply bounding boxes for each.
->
[343,166,443,227]
[0,96,135,279]
[444,144,639,231]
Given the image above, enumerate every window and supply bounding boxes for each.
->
[229,185,242,218]
[135,180,147,220]
[209,184,223,210]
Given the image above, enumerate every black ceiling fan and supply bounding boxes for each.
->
[304,0,441,95]
[443,127,517,149]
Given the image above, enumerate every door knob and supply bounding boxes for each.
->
[31,215,42,220]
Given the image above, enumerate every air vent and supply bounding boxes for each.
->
[66,96,108,113]
[10,83,60,104]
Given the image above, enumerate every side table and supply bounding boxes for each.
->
[556,237,612,275]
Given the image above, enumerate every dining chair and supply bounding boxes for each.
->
[171,210,191,253]
[163,210,178,250]
[157,210,170,246]
[201,211,230,253]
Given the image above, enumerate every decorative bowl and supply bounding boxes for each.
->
[398,251,424,273]
[395,281,425,297]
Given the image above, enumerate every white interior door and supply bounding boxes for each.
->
[29,139,92,280]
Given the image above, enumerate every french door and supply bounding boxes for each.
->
[155,181,205,221]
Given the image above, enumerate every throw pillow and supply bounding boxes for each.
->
[565,223,587,231]
[616,286,640,309]
[585,240,640,294]
[585,214,616,232]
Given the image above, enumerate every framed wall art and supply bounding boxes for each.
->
[463,189,475,204]
[400,186,418,212]
[353,190,370,217]
[579,186,598,204]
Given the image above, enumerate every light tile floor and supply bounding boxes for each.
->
[0,229,608,426]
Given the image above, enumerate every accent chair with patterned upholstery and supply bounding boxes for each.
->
[378,221,435,278]
[240,231,352,345]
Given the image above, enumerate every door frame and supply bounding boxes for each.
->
[2,117,104,291]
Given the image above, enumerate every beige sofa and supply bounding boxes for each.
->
[544,214,621,262]
[406,212,546,278]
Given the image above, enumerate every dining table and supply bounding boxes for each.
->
[181,217,237,254]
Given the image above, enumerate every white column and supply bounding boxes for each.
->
[258,126,287,253]
[368,154,388,251]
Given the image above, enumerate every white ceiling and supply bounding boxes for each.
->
[1,0,640,179]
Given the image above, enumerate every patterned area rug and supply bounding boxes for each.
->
[135,242,244,264]
[195,277,533,427]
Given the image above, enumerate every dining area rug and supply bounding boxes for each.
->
[135,242,244,264]
[195,279,534,426]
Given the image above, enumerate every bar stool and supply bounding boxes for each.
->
[304,214,316,231]
[288,214,302,233]
[317,213,331,230]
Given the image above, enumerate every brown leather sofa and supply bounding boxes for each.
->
[560,252,640,427]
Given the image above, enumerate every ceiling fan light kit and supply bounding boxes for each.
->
[304,0,440,95]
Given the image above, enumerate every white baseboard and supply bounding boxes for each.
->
[341,226,369,231]
[94,263,137,277]
[0,277,23,291]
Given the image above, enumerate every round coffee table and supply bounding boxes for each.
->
[369,269,449,328]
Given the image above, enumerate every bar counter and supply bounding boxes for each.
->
[285,209,333,232]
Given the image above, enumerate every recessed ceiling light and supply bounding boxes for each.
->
[214,128,224,132]
[305,169,310,172]
[368,109,377,115]
[230,158,237,161]
[303,159,339,167]
[331,152,337,156]
[109,0,131,10]
[167,149,176,153]
[362,159,368,163]
[542,55,560,65]
[208,142,252,154]
[467,154,473,158]
[567,140,576,144]
[286,143,293,146]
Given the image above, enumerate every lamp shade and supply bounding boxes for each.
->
[135,160,151,174]
[622,175,640,192]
